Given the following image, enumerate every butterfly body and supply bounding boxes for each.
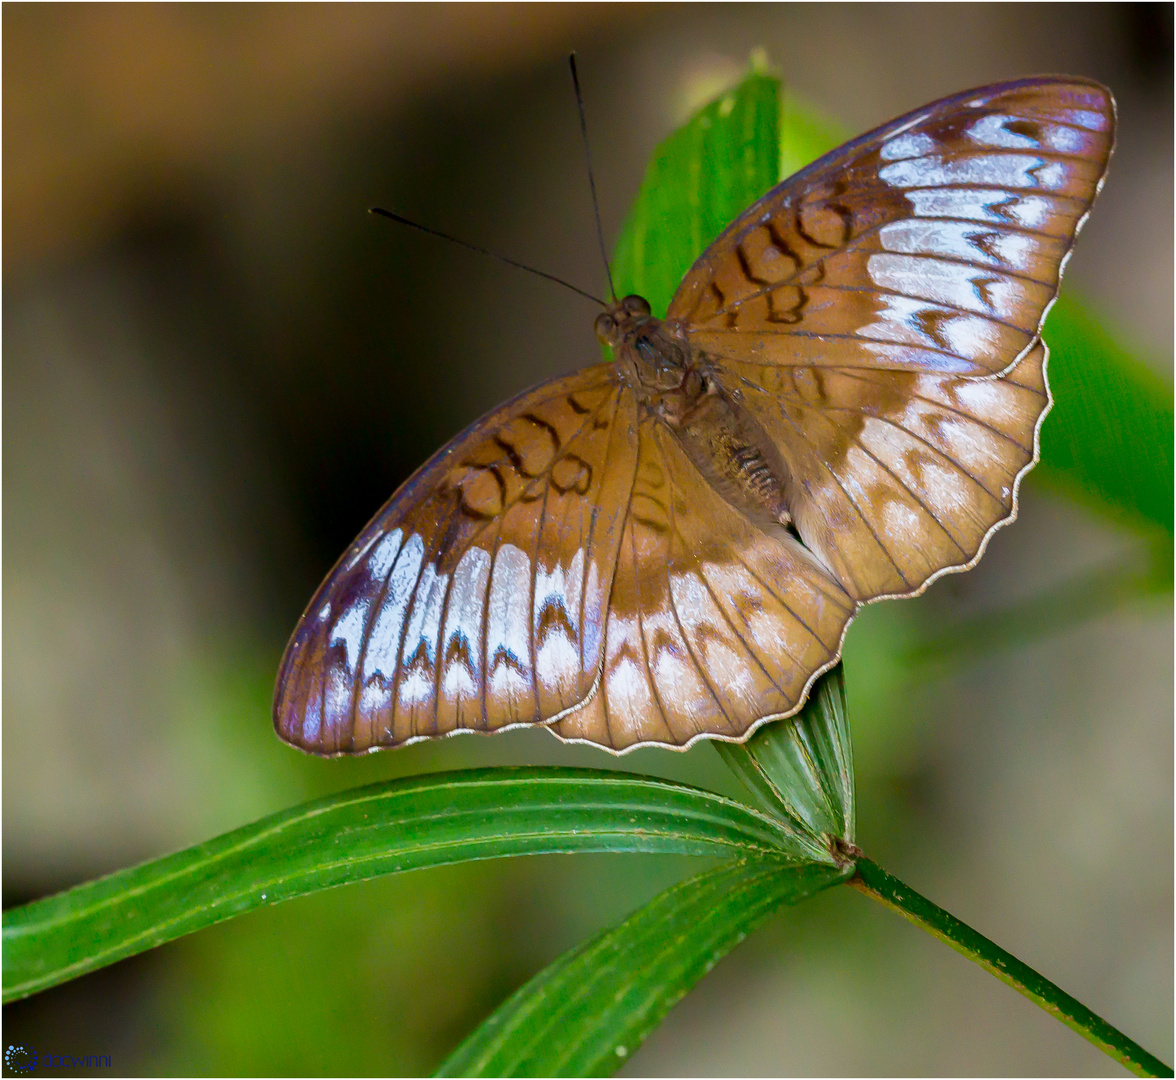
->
[603,294,796,533]
[275,76,1114,755]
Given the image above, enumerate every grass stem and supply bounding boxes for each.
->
[848,857,1172,1077]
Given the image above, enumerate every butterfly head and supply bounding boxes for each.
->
[593,294,653,347]
[596,294,693,394]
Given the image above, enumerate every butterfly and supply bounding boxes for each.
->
[274,76,1114,755]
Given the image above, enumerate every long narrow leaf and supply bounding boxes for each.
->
[611,70,779,314]
[3,767,829,1002]
[716,665,855,845]
[437,858,850,1077]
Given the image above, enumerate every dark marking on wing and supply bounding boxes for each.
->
[521,411,561,448]
[913,306,957,351]
[536,597,578,648]
[766,287,807,325]
[826,200,856,245]
[735,242,774,287]
[971,274,1002,312]
[490,646,529,678]
[1003,118,1042,144]
[551,452,593,495]
[969,230,1005,264]
[766,219,803,274]
[493,434,528,474]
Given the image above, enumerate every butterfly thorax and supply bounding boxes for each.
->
[596,294,797,531]
[595,294,689,393]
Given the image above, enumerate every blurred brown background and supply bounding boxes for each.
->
[4,4,1171,1075]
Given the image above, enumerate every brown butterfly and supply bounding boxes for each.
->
[274,77,1114,755]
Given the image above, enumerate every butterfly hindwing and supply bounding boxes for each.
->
[714,341,1049,600]
[552,419,855,749]
[275,365,639,753]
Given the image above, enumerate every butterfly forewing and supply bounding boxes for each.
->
[669,78,1113,378]
[552,420,855,750]
[275,366,638,753]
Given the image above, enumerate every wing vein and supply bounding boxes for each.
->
[349,531,407,746]
[878,144,1102,166]
[478,506,507,732]
[580,386,625,676]
[833,367,1036,453]
[694,559,788,699]
[771,401,913,589]
[818,398,1016,505]
[430,534,462,736]
[701,279,1037,339]
[705,209,1055,321]
[389,518,438,738]
[657,433,733,732]
[528,460,554,724]
[732,550,834,655]
[630,505,675,742]
[838,434,970,556]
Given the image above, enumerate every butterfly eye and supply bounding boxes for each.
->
[622,295,652,316]
[593,311,617,343]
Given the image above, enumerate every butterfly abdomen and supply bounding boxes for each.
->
[668,385,797,535]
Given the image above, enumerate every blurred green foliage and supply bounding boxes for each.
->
[1039,295,1174,542]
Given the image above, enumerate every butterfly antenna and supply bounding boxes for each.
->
[369,208,606,306]
[568,53,616,302]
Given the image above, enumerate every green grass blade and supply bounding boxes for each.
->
[2,767,830,1003]
[436,858,850,1077]
[715,665,855,845]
